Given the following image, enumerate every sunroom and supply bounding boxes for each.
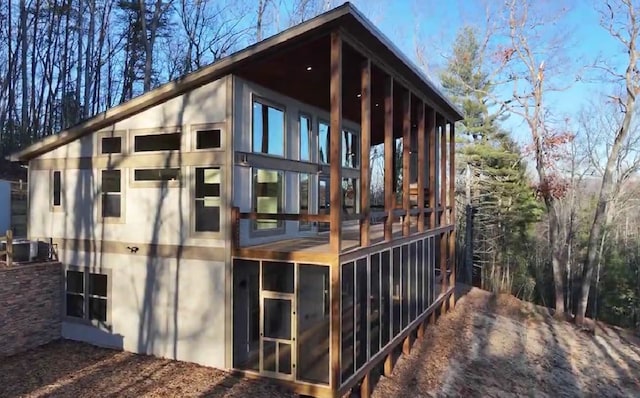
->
[227,6,461,398]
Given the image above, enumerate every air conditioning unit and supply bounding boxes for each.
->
[0,239,51,263]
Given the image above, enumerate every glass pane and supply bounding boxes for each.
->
[300,115,311,161]
[342,178,359,215]
[66,294,84,318]
[392,247,401,337]
[342,130,359,168]
[102,194,121,218]
[66,271,83,294]
[402,244,409,329]
[134,168,180,181]
[297,264,330,384]
[355,257,368,370]
[195,168,221,198]
[262,261,294,293]
[318,179,329,214]
[278,342,292,375]
[195,201,220,232]
[263,340,276,372]
[341,262,355,383]
[89,273,107,297]
[318,122,329,163]
[53,171,61,206]
[233,259,260,371]
[253,169,283,230]
[101,170,120,193]
[264,298,291,339]
[380,250,391,346]
[101,136,121,154]
[299,174,309,214]
[253,101,284,156]
[134,133,181,152]
[196,129,221,149]
[89,297,107,322]
[370,253,380,357]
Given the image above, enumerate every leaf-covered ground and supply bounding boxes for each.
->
[373,288,640,398]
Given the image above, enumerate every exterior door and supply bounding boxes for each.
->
[260,293,295,378]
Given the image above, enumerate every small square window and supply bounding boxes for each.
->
[66,271,84,293]
[66,294,84,318]
[196,129,221,149]
[101,137,122,154]
[89,273,108,297]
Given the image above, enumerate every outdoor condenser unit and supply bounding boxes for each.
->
[0,239,50,263]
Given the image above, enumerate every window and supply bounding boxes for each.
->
[196,129,221,149]
[299,173,310,229]
[52,171,61,207]
[194,167,221,232]
[342,177,359,215]
[253,101,285,156]
[101,170,121,218]
[318,121,330,164]
[134,168,180,182]
[299,114,312,161]
[342,130,359,168]
[65,269,109,323]
[134,132,181,152]
[252,169,284,231]
[101,136,122,154]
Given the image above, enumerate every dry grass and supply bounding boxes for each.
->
[0,341,296,398]
[372,287,640,398]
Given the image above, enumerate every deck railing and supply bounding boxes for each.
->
[0,229,13,266]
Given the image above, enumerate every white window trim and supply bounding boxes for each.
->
[190,122,225,152]
[98,168,126,224]
[63,265,112,329]
[251,95,287,159]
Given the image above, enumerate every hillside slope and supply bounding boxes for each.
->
[373,288,640,398]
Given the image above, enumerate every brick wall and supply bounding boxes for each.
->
[0,262,61,357]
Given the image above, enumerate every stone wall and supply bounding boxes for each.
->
[0,262,61,356]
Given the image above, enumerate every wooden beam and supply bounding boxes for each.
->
[383,353,394,376]
[417,320,425,338]
[417,102,426,233]
[427,108,436,229]
[449,121,456,309]
[440,116,447,227]
[402,90,411,236]
[360,59,371,247]
[360,372,371,398]
[330,31,343,253]
[384,76,394,241]
[402,335,411,355]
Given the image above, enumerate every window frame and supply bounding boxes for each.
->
[63,265,111,329]
[130,127,183,154]
[191,122,225,152]
[251,95,287,159]
[317,119,331,165]
[129,167,182,188]
[298,173,312,231]
[51,170,63,211]
[341,129,360,169]
[97,130,127,156]
[298,112,313,163]
[99,168,125,223]
[250,167,286,236]
[191,166,225,238]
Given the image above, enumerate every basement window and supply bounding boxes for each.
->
[134,132,181,152]
[101,170,121,218]
[65,268,109,324]
[194,167,221,233]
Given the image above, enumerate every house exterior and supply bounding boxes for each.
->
[10,3,462,397]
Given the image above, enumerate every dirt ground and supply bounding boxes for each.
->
[1,288,638,397]
[373,287,640,398]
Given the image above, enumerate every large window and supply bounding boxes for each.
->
[252,169,284,231]
[65,269,109,323]
[299,114,312,161]
[52,170,62,207]
[253,101,285,157]
[194,167,221,233]
[101,170,121,219]
[318,121,330,164]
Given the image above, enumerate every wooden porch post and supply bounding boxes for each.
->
[449,121,457,309]
[417,102,426,233]
[428,109,436,230]
[384,77,394,241]
[360,59,371,247]
[402,90,411,237]
[439,116,448,313]
[330,31,343,253]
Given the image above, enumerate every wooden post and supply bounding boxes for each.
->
[330,31,343,253]
[427,108,436,230]
[6,229,12,267]
[402,335,411,355]
[360,59,371,247]
[449,121,457,309]
[360,372,371,398]
[439,116,448,314]
[402,90,411,236]
[417,102,426,233]
[430,309,436,324]
[383,352,394,377]
[384,77,394,241]
[417,320,425,339]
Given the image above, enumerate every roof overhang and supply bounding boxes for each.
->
[10,2,462,162]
